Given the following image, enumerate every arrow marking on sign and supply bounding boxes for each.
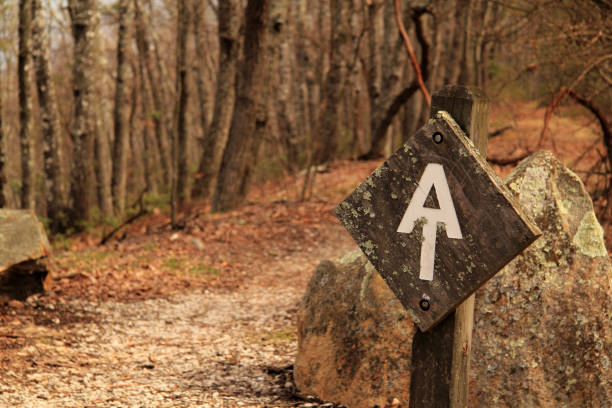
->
[397,163,462,280]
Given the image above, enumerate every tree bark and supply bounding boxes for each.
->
[274,1,300,171]
[18,0,35,210]
[32,0,65,219]
[192,0,240,199]
[364,5,431,159]
[212,0,270,212]
[134,0,172,188]
[192,0,212,144]
[458,0,475,85]
[94,118,114,219]
[128,64,145,195]
[111,0,133,216]
[92,8,113,220]
[291,0,312,170]
[313,0,352,165]
[443,0,464,86]
[68,0,98,222]
[0,81,6,208]
[174,0,190,208]
[136,47,158,194]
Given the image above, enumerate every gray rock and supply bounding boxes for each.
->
[471,151,611,407]
[295,251,414,408]
[295,151,610,408]
[0,210,52,302]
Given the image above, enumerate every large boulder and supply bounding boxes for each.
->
[0,209,51,302]
[295,251,414,408]
[470,151,611,407]
[295,151,610,407]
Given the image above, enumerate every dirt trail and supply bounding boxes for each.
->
[0,105,608,407]
[0,224,355,408]
[0,161,375,408]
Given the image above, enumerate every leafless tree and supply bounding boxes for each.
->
[212,0,271,212]
[112,0,133,216]
[68,0,98,222]
[32,0,65,219]
[192,0,241,199]
[18,0,34,209]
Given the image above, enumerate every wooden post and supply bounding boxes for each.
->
[409,85,489,408]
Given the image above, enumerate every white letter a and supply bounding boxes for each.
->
[397,163,462,281]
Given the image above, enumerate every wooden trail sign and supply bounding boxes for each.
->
[335,107,540,332]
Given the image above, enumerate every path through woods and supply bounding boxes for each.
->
[0,161,375,407]
[0,102,609,407]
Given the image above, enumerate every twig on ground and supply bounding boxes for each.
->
[99,210,147,245]
[99,190,148,245]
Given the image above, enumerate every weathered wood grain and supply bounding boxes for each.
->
[431,85,488,408]
[410,85,490,408]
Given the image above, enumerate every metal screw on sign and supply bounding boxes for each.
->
[419,298,431,311]
[433,132,444,144]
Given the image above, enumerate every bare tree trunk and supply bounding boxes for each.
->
[443,0,463,85]
[111,0,132,216]
[0,83,6,208]
[94,120,114,219]
[364,2,431,159]
[128,66,145,195]
[242,0,285,190]
[148,1,175,167]
[428,1,446,93]
[458,0,475,85]
[474,0,494,90]
[68,0,98,222]
[192,0,240,199]
[32,0,65,219]
[274,1,300,171]
[91,7,113,220]
[367,0,384,125]
[137,49,158,194]
[314,0,352,165]
[134,0,172,188]
[212,0,270,212]
[308,0,325,137]
[18,0,35,210]
[174,0,190,210]
[293,0,312,160]
[192,0,212,142]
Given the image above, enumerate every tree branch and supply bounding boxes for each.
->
[537,54,612,147]
[394,0,430,106]
[567,88,612,172]
[567,89,611,146]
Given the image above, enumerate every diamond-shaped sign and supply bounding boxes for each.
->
[336,112,540,331]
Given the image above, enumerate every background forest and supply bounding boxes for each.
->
[0,0,610,236]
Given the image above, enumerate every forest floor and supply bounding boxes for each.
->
[0,102,610,407]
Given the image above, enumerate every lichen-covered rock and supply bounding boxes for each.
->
[295,250,415,408]
[0,209,51,301]
[471,151,611,407]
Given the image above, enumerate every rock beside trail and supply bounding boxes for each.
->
[295,151,611,408]
[0,209,51,302]
[471,151,611,407]
[294,251,414,408]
